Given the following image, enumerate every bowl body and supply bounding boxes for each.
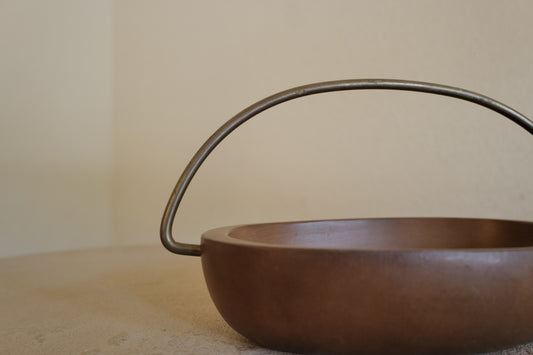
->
[201,218,533,354]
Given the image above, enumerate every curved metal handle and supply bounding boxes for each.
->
[161,79,533,256]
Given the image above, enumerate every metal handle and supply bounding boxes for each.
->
[161,79,533,256]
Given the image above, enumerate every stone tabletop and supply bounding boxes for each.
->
[0,246,531,354]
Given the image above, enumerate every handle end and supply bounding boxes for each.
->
[160,229,201,256]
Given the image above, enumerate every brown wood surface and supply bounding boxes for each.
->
[202,218,533,354]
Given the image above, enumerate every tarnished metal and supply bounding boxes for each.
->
[160,79,533,256]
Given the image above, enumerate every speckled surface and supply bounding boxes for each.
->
[0,246,531,354]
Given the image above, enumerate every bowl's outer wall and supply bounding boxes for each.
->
[201,232,533,354]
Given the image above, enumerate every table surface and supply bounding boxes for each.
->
[1,246,532,355]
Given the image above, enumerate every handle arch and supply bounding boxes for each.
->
[160,79,533,256]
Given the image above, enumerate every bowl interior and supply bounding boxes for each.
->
[227,218,533,250]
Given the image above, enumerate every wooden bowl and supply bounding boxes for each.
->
[201,218,533,354]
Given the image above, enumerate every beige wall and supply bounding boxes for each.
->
[0,1,114,257]
[2,1,533,257]
[114,0,533,248]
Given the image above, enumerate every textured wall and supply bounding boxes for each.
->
[2,1,532,257]
[114,0,533,247]
[0,0,114,257]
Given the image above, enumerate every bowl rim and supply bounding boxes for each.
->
[201,217,533,253]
